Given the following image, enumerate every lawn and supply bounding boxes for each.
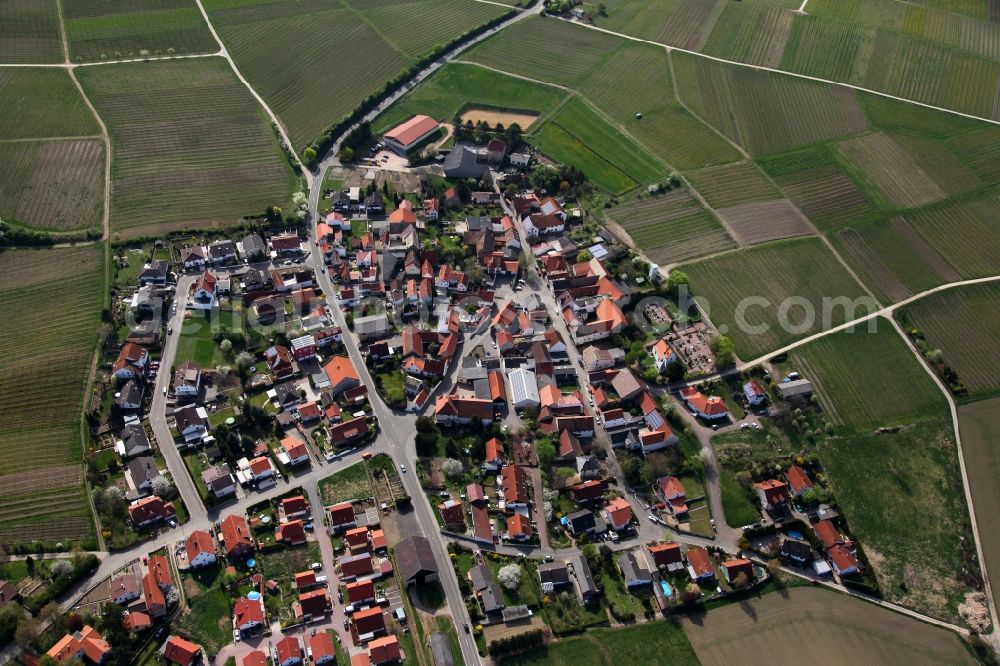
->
[505,618,699,666]
[61,0,218,62]
[175,564,232,657]
[76,57,297,238]
[203,0,508,151]
[318,462,372,505]
[682,237,872,359]
[0,68,105,232]
[531,121,637,196]
[373,62,564,133]
[0,246,104,548]
[717,470,758,527]
[175,311,234,369]
[681,586,974,666]
[789,323,945,428]
[819,415,974,623]
[901,282,1000,399]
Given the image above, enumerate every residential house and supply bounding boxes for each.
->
[353,606,386,639]
[647,542,684,573]
[327,501,357,533]
[46,626,112,665]
[208,239,237,265]
[523,213,564,237]
[537,561,571,593]
[310,633,337,666]
[174,405,208,443]
[576,455,601,480]
[786,465,813,497]
[173,361,201,399]
[828,544,862,576]
[141,571,166,618]
[680,386,730,421]
[753,479,789,511]
[617,551,652,589]
[137,259,169,285]
[581,346,622,372]
[276,520,307,545]
[610,369,644,402]
[779,539,814,566]
[161,636,202,666]
[324,356,361,395]
[508,368,540,410]
[113,343,148,379]
[814,520,848,550]
[482,438,505,472]
[148,554,172,592]
[567,551,598,604]
[339,553,374,579]
[565,509,598,536]
[125,456,160,497]
[115,378,144,412]
[201,464,235,500]
[281,438,310,466]
[571,479,606,504]
[434,395,493,425]
[118,423,152,458]
[329,416,370,447]
[185,530,217,569]
[241,233,267,261]
[282,495,309,520]
[604,497,633,531]
[500,465,530,508]
[295,588,331,618]
[655,476,689,518]
[470,505,493,545]
[234,596,265,633]
[180,246,207,271]
[469,564,504,615]
[110,574,140,605]
[271,232,303,257]
[128,496,174,527]
[220,514,254,560]
[190,271,218,310]
[686,547,715,581]
[743,380,767,407]
[346,579,376,605]
[507,513,532,542]
[438,500,465,529]
[651,339,677,372]
[265,345,295,379]
[275,636,303,666]
[721,559,754,586]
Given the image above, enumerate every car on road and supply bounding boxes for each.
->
[167,326,173,335]
[400,463,407,473]
[233,629,240,642]
[310,562,322,571]
[543,555,554,562]
[162,387,167,396]
[463,623,469,633]
[741,423,750,430]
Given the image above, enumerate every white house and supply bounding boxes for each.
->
[184,530,218,569]
[189,271,218,310]
[180,246,207,271]
[173,361,201,399]
[233,597,265,633]
[508,368,540,410]
[651,339,678,372]
[522,213,564,237]
[743,380,767,407]
[174,405,208,443]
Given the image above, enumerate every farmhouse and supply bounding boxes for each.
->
[396,535,438,586]
[383,114,440,154]
[680,386,729,420]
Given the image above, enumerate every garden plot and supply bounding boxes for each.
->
[714,200,813,245]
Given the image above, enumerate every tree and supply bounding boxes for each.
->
[709,335,737,369]
[442,458,464,480]
[219,338,233,353]
[666,269,689,293]
[536,438,556,469]
[681,583,701,605]
[338,146,354,162]
[497,564,521,591]
[597,1,607,15]
[665,360,686,382]
[93,486,126,519]
[576,250,593,263]
[14,617,39,649]
[303,147,317,163]
[731,572,750,589]
[640,453,673,485]
[50,560,72,578]
[235,351,255,369]
[151,475,176,499]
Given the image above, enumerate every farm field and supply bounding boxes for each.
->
[0,0,63,63]
[373,63,565,134]
[681,586,974,665]
[901,282,1000,399]
[685,161,781,209]
[714,200,813,246]
[0,139,105,232]
[505,618,698,666]
[681,237,871,358]
[318,463,371,505]
[835,132,947,208]
[699,2,793,68]
[958,397,1000,621]
[605,189,736,264]
[757,144,881,231]
[833,216,960,303]
[948,126,1000,184]
[590,0,723,48]
[819,415,973,623]
[0,69,105,232]
[464,15,624,88]
[76,57,297,238]
[672,51,868,156]
[788,322,945,428]
[204,0,508,151]
[531,97,666,194]
[904,189,1000,278]
[0,246,104,547]
[61,0,218,62]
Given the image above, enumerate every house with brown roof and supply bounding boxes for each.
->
[438,499,465,529]
[813,519,848,549]
[786,465,814,497]
[500,465,530,508]
[471,505,493,545]
[347,579,376,605]
[434,395,493,425]
[353,606,386,639]
[686,546,715,581]
[293,571,317,590]
[110,574,140,605]
[220,514,254,561]
[47,626,112,665]
[655,476,689,518]
[647,542,684,572]
[753,479,789,510]
[571,479,607,504]
[396,535,438,586]
[281,495,309,520]
[184,530,217,569]
[275,635,303,666]
[161,635,202,666]
[721,559,754,585]
[264,344,295,379]
[276,519,307,545]
[128,495,175,527]
[329,416,370,446]
[295,589,331,618]
[339,553,374,579]
[112,342,149,379]
[466,483,486,505]
[368,635,402,664]
[242,650,268,666]
[327,501,357,533]
[141,572,166,618]
[828,544,862,576]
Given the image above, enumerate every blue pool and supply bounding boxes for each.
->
[786,530,804,540]
[247,558,257,568]
[247,591,261,601]
[660,581,672,596]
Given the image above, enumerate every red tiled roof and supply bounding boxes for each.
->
[185,530,215,563]
[507,513,532,538]
[328,501,355,526]
[220,514,253,557]
[353,606,385,634]
[234,596,264,627]
[814,520,844,549]
[829,544,860,573]
[277,520,306,543]
[281,438,308,460]
[605,497,632,528]
[384,115,439,147]
[324,355,360,388]
[242,650,268,666]
[485,437,504,462]
[648,542,682,566]
[163,636,201,666]
[282,495,308,516]
[686,547,714,578]
[786,465,813,494]
[471,505,492,543]
[309,633,336,663]
[148,555,171,588]
[275,636,302,665]
[466,483,486,504]
[368,635,401,664]
[347,579,376,603]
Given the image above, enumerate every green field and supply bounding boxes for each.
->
[505,618,699,666]
[0,246,104,547]
[318,462,371,505]
[901,282,1000,399]
[465,15,624,88]
[682,586,975,665]
[904,189,1000,279]
[682,237,872,358]
[958,397,1000,624]
[673,51,868,156]
[532,97,666,194]
[62,0,218,62]
[77,57,297,237]
[685,161,782,209]
[0,0,63,63]
[718,470,759,527]
[835,132,948,209]
[0,69,105,232]
[205,0,507,150]
[605,189,735,264]
[699,2,793,68]
[374,62,565,133]
[175,564,232,657]
[789,323,945,428]
[819,415,974,622]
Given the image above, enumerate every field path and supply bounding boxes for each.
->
[191,0,309,184]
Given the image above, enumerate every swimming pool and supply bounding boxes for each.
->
[660,580,672,596]
[247,591,261,601]
[786,530,804,540]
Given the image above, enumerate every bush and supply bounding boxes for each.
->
[488,629,544,658]
[497,563,521,590]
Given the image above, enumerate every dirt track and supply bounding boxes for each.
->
[460,107,539,129]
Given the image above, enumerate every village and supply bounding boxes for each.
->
[9,113,872,666]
